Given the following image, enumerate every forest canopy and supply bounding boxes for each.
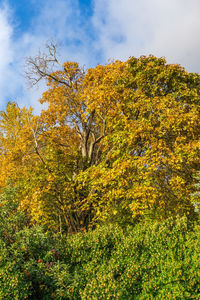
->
[1,50,200,233]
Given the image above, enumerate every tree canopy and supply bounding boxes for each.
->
[0,51,200,232]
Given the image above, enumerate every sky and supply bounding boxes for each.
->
[0,0,200,113]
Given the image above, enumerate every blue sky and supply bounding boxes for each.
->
[0,0,200,113]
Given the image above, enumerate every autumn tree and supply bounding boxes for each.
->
[0,101,86,232]
[21,43,127,232]
[87,55,200,223]
[0,102,35,189]
[2,50,200,232]
[26,43,112,168]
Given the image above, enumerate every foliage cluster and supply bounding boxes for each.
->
[0,52,200,231]
[0,193,200,300]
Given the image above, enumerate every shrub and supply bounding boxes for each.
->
[1,215,200,299]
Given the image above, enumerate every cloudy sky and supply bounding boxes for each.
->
[0,0,200,113]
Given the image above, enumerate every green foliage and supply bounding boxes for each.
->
[78,217,200,299]
[0,214,200,299]
[0,186,27,242]
[0,186,30,299]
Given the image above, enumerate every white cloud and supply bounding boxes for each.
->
[0,6,12,69]
[0,0,200,113]
[0,4,15,106]
[0,0,95,113]
[93,0,200,72]
[15,0,93,113]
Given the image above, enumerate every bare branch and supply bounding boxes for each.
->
[25,41,71,88]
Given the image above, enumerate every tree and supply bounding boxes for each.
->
[0,102,35,189]
[2,51,200,231]
[23,43,127,231]
[87,55,200,222]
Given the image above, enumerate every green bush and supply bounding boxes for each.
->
[0,212,200,299]
[79,217,199,299]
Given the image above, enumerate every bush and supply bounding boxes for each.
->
[0,215,200,299]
